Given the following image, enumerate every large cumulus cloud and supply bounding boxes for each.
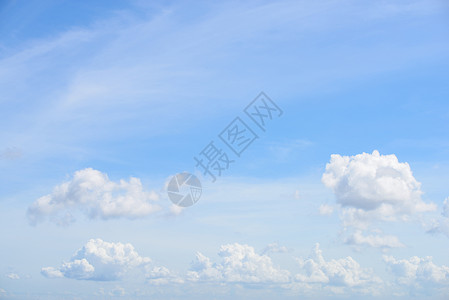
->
[322,151,436,248]
[187,243,290,283]
[322,150,434,213]
[41,239,152,280]
[384,254,449,289]
[27,168,160,225]
[295,243,381,287]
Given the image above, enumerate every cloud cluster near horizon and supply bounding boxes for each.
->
[41,239,152,281]
[40,238,449,297]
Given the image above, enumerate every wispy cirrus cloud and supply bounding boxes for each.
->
[1,0,447,165]
[345,231,405,249]
[5,273,19,280]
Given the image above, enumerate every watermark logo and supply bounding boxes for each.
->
[194,141,235,182]
[219,117,258,157]
[168,92,283,207]
[244,93,283,131]
[167,172,202,207]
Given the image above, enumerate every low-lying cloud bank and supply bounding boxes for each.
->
[41,239,449,297]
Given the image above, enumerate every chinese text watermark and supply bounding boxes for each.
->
[168,92,283,207]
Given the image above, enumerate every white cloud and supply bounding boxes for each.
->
[5,273,19,280]
[109,286,125,297]
[322,151,436,246]
[261,243,289,255]
[146,266,184,285]
[41,267,64,279]
[345,231,404,249]
[41,239,151,281]
[168,204,184,216]
[442,197,449,218]
[435,219,449,238]
[423,197,449,239]
[294,243,381,288]
[384,255,449,287]
[27,168,160,225]
[322,150,433,213]
[187,243,290,283]
[37,239,449,296]
[319,204,334,216]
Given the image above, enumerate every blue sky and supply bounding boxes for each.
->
[1,0,449,299]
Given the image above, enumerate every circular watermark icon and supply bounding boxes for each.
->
[167,172,202,207]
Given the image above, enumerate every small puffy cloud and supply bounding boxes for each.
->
[345,231,404,249]
[442,197,449,218]
[41,267,64,278]
[261,243,288,255]
[109,286,125,297]
[423,197,449,239]
[169,204,184,216]
[146,266,184,285]
[295,243,381,288]
[95,288,105,296]
[384,255,449,287]
[187,243,290,283]
[5,273,19,280]
[319,204,334,216]
[27,168,160,225]
[41,239,151,281]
